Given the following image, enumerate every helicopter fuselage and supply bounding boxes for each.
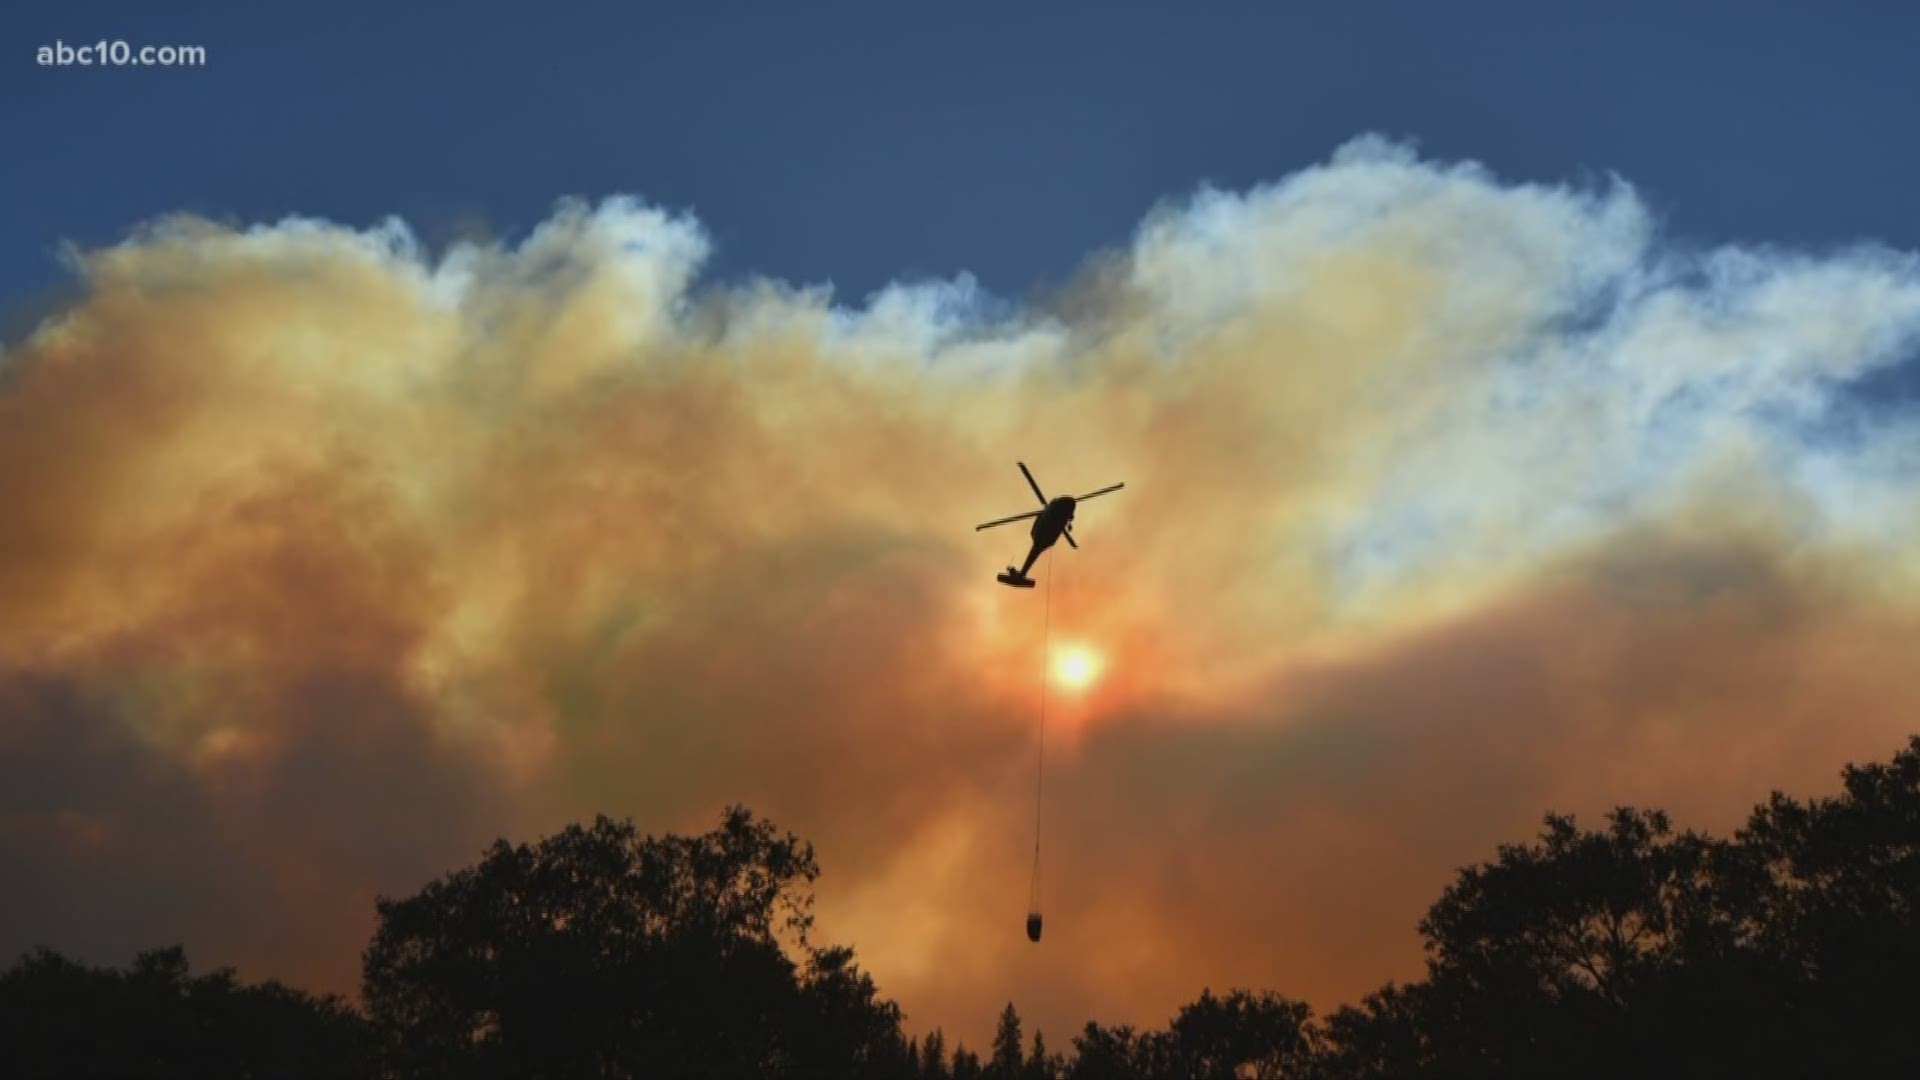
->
[1015,496,1077,574]
[1030,496,1076,546]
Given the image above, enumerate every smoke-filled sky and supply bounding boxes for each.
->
[8,2,1920,1051]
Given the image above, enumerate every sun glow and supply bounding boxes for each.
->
[1052,644,1104,691]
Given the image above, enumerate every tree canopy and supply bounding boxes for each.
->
[362,806,908,1078]
[0,945,371,1079]
[8,736,1919,1078]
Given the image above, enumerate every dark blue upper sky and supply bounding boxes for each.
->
[7,2,1920,313]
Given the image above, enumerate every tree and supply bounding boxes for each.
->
[15,734,1918,1077]
[0,946,372,1078]
[1159,989,1314,1079]
[1067,1021,1144,1079]
[1025,1027,1062,1080]
[919,1029,951,1080]
[1733,734,1920,1075]
[1308,739,1920,1077]
[1312,983,1429,1080]
[785,945,915,1076]
[1404,807,1715,1075]
[987,1002,1024,1078]
[362,806,906,1078]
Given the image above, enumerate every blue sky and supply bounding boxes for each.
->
[7,2,1920,313]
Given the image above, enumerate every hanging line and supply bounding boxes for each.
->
[1029,552,1055,913]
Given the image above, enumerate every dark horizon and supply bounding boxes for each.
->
[8,733,1920,1077]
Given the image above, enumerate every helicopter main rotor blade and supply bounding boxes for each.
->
[975,509,1043,531]
[1063,524,1079,549]
[1017,462,1048,507]
[1075,482,1125,501]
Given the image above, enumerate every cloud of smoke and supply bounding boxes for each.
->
[5,137,1920,1043]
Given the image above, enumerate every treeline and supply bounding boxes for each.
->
[5,736,1918,1078]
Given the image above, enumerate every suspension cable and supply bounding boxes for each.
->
[1029,554,1053,914]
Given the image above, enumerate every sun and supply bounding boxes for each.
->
[1052,644,1104,692]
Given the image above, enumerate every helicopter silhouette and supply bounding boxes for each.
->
[975,462,1124,587]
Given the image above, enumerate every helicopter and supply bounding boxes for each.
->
[975,462,1124,587]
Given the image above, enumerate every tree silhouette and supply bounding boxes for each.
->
[1066,990,1313,1079]
[0,946,371,1079]
[1025,1027,1062,1079]
[362,806,907,1078]
[1067,1021,1144,1079]
[987,1002,1025,1078]
[15,736,1919,1077]
[1733,735,1920,1075]
[1160,989,1314,1078]
[1311,983,1427,1080]
[917,1029,949,1080]
[1313,736,1920,1077]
